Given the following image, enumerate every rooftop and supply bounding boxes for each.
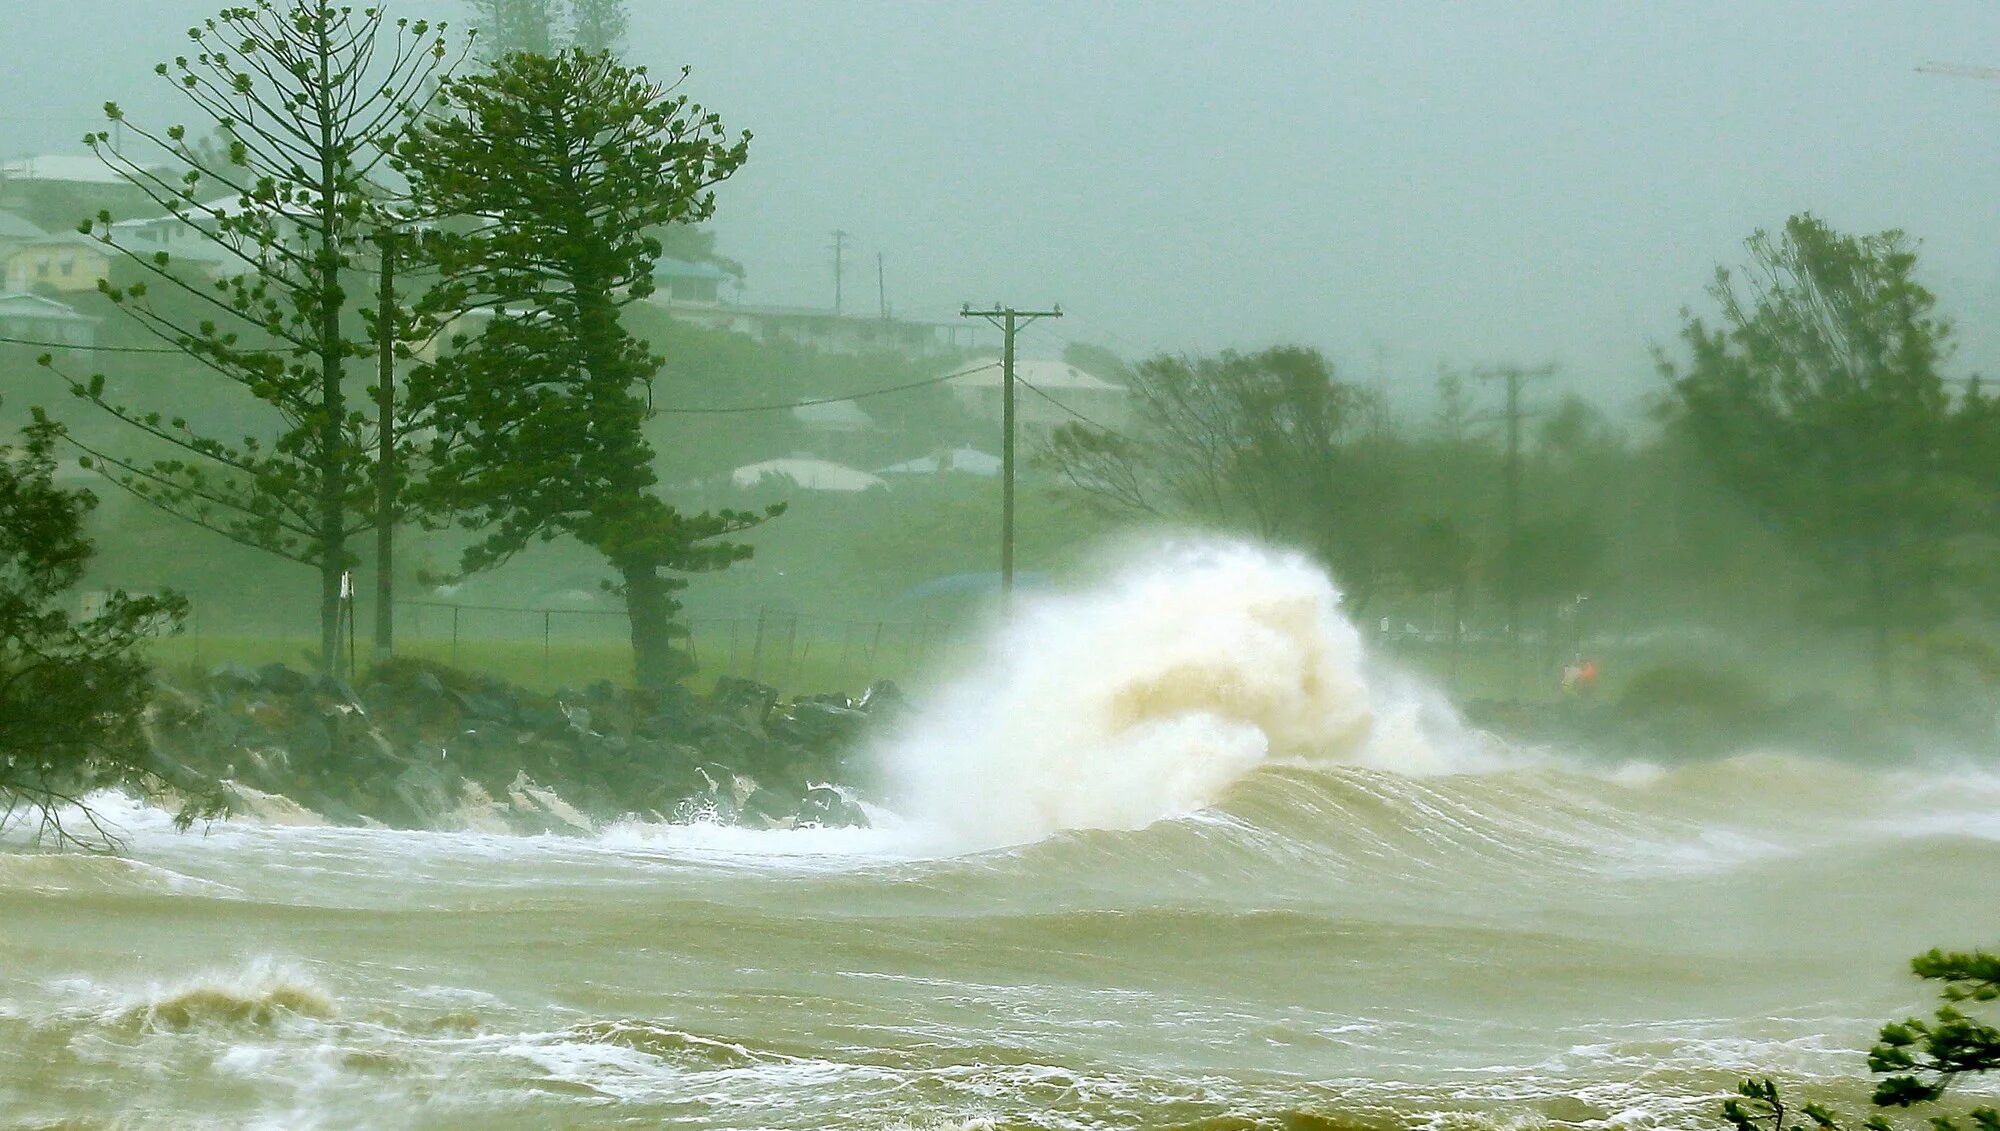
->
[730,457,886,493]
[0,154,141,186]
[947,357,1125,391]
[0,291,96,321]
[878,447,1002,477]
[0,211,46,242]
[654,255,732,281]
[791,399,877,431]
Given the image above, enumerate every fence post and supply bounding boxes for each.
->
[728,618,740,673]
[450,605,460,667]
[542,609,552,685]
[748,606,768,681]
[780,615,800,686]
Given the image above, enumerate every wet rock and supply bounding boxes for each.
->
[859,679,904,715]
[743,783,802,827]
[208,662,262,692]
[711,677,778,728]
[152,659,894,835]
[257,663,312,697]
[794,784,870,829]
[773,699,867,751]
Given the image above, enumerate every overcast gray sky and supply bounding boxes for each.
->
[4,1,1996,409]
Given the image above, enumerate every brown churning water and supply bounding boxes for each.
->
[2,541,1995,1129]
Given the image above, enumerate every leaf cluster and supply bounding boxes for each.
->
[53,1,463,569]
[392,48,770,673]
[1724,948,2000,1131]
[1663,213,1994,641]
[0,412,223,850]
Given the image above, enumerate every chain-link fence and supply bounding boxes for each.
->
[394,599,960,690]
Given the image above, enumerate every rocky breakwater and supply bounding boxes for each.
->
[145,659,890,835]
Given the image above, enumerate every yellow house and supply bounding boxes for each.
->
[4,234,111,295]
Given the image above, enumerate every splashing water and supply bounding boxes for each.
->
[6,537,1997,1129]
[882,538,1480,849]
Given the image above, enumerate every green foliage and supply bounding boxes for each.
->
[469,0,628,59]
[52,0,460,674]
[1044,346,1403,608]
[1613,662,1769,724]
[1663,213,1992,694]
[1725,948,2000,1131]
[0,412,222,849]
[1403,516,1478,602]
[468,0,560,57]
[396,49,771,690]
[567,0,629,53]
[1722,1078,1845,1131]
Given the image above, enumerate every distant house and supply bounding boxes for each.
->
[0,154,168,233]
[790,398,876,435]
[657,299,973,357]
[0,291,98,351]
[3,233,112,295]
[788,397,878,461]
[730,456,886,493]
[108,210,238,280]
[878,446,1002,478]
[0,210,46,258]
[947,357,1129,432]
[652,256,732,304]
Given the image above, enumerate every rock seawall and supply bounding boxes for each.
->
[147,659,891,834]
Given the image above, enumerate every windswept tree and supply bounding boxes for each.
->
[1045,346,1402,609]
[1662,213,1982,694]
[468,0,560,57]
[49,1,458,674]
[568,0,629,53]
[396,49,771,691]
[0,411,224,849]
[470,0,626,58]
[1723,947,1997,1131]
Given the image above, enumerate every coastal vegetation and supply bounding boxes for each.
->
[1725,948,1998,1131]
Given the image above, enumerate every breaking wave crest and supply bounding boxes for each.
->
[881,538,1497,850]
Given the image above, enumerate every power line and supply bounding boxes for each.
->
[961,304,1063,608]
[1017,375,1130,441]
[0,334,183,354]
[1024,305,1147,360]
[650,360,995,415]
[3,330,999,411]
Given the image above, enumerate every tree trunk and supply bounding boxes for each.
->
[320,557,344,679]
[622,558,678,694]
[313,11,347,678]
[1448,579,1467,695]
[1867,551,1894,704]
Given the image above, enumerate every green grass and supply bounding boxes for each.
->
[146,624,946,698]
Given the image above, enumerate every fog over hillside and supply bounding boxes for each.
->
[4,1,1995,407]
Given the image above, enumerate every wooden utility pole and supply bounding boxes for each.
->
[830,229,850,313]
[1478,364,1549,699]
[960,303,1063,610]
[876,251,887,319]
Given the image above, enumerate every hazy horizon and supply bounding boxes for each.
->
[2,1,1995,410]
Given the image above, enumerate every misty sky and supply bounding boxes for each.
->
[3,1,1996,411]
